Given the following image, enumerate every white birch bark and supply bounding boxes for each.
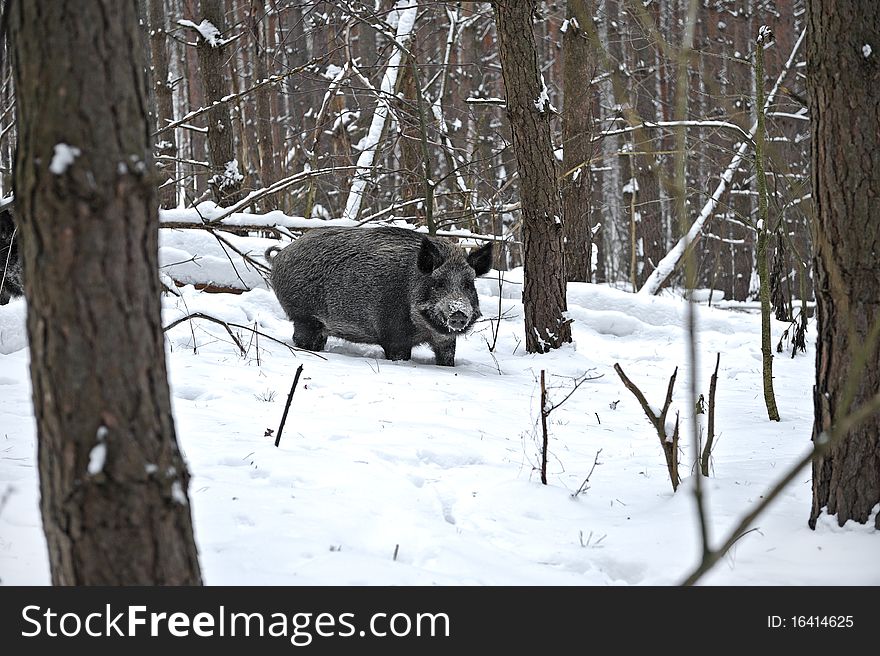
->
[341,1,418,221]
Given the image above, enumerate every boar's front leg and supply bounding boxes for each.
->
[381,340,413,361]
[292,316,328,351]
[379,312,415,361]
[431,335,457,367]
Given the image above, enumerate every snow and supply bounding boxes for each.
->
[87,426,109,475]
[622,178,639,195]
[178,19,222,47]
[2,266,878,585]
[49,144,81,175]
[533,75,557,114]
[87,443,107,476]
[322,64,344,79]
[211,159,244,191]
[171,481,188,505]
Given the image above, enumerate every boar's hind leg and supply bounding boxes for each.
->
[292,316,328,351]
[431,336,456,367]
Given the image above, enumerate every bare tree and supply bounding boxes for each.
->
[494,0,572,353]
[250,0,278,197]
[561,3,596,283]
[8,0,202,584]
[148,0,178,208]
[807,0,880,529]
[190,0,244,205]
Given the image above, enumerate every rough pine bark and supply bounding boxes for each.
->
[396,54,425,223]
[561,3,595,283]
[195,0,243,205]
[251,0,277,196]
[8,0,203,584]
[808,0,880,529]
[181,0,208,199]
[629,7,663,288]
[148,0,178,208]
[494,0,572,353]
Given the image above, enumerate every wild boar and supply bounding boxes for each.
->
[265,226,493,366]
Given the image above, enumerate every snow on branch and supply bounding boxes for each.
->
[598,119,754,146]
[177,18,236,48]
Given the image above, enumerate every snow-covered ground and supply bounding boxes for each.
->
[1,266,877,585]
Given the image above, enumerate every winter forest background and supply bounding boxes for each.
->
[0,0,878,587]
[0,0,813,302]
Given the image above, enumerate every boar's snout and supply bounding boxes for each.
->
[448,311,469,332]
[439,296,477,333]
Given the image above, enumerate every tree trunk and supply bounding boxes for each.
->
[396,52,425,224]
[8,0,203,584]
[494,0,572,353]
[629,6,663,288]
[195,0,243,206]
[148,0,178,208]
[754,33,780,422]
[808,0,880,529]
[561,3,595,283]
[251,0,276,199]
[181,0,208,200]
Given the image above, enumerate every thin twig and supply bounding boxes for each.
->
[540,370,548,485]
[164,311,246,355]
[275,365,304,447]
[153,59,320,136]
[163,311,326,359]
[545,371,604,413]
[572,449,603,498]
[614,363,680,491]
[701,353,721,476]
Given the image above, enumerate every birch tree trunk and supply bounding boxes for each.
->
[342,0,418,222]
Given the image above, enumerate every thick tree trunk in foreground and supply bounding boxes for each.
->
[807,0,880,529]
[494,0,572,353]
[9,0,203,583]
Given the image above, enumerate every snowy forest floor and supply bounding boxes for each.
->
[1,272,878,585]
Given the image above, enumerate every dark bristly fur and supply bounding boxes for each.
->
[265,227,493,366]
[0,208,23,305]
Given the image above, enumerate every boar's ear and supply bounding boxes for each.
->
[417,237,444,274]
[467,241,493,276]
